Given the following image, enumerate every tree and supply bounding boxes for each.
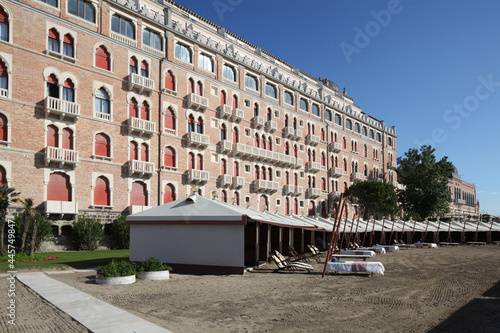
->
[344,180,399,220]
[20,198,34,251]
[396,145,454,220]
[28,212,51,256]
[0,185,20,253]
[71,216,103,251]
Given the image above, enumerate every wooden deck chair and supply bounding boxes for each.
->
[274,250,313,270]
[311,245,325,256]
[289,247,310,262]
[269,253,312,273]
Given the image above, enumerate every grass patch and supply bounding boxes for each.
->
[0,250,130,272]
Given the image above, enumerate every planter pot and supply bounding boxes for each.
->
[96,274,136,285]
[137,270,170,280]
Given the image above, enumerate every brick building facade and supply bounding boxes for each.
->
[0,0,399,233]
[447,166,479,219]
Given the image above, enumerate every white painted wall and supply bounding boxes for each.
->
[129,224,245,267]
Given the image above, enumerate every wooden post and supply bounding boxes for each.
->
[401,220,406,243]
[369,217,376,247]
[279,227,283,253]
[354,215,361,246]
[436,220,441,244]
[346,213,356,249]
[447,221,451,243]
[474,220,479,242]
[379,217,386,245]
[388,219,395,245]
[322,195,345,278]
[362,217,370,247]
[255,223,260,265]
[267,225,271,262]
[410,220,417,244]
[461,220,466,245]
[423,220,429,243]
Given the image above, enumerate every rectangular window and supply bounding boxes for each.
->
[0,22,8,42]
[299,98,308,111]
[244,99,250,107]
[223,64,236,82]
[174,43,192,63]
[244,164,250,173]
[198,53,214,72]
[312,104,320,116]
[68,0,96,23]
[143,29,162,51]
[284,91,294,105]
[265,83,277,98]
[39,0,58,7]
[111,15,135,39]
[63,42,74,57]
[245,74,258,91]
[244,128,250,136]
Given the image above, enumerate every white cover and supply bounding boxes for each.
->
[414,242,438,248]
[326,261,385,275]
[374,245,399,252]
[340,249,376,257]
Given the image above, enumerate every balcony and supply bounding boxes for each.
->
[306,161,321,173]
[388,161,398,169]
[218,104,232,119]
[233,143,253,157]
[128,73,154,95]
[295,186,304,196]
[45,147,78,168]
[457,198,466,205]
[284,184,295,195]
[128,117,156,137]
[232,108,244,122]
[111,31,138,48]
[283,126,295,138]
[186,93,209,111]
[252,116,265,129]
[329,167,343,178]
[219,174,233,187]
[233,176,245,189]
[351,172,364,181]
[187,169,209,183]
[265,120,277,133]
[129,160,155,177]
[329,142,342,153]
[129,205,152,215]
[293,129,303,141]
[218,140,233,154]
[44,200,78,216]
[253,179,279,193]
[295,158,304,169]
[306,134,321,146]
[45,97,80,121]
[306,188,322,199]
[186,132,210,149]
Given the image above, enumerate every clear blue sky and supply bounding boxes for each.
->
[175,0,500,216]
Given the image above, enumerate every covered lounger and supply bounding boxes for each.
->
[326,261,385,275]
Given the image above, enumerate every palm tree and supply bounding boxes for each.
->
[29,211,42,257]
[20,198,34,251]
[0,185,20,253]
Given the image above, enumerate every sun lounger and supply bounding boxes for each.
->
[289,247,310,262]
[331,254,372,261]
[340,249,377,257]
[414,242,438,248]
[438,242,460,247]
[270,254,313,272]
[274,250,313,270]
[356,247,386,254]
[307,244,325,257]
[373,245,399,252]
[326,261,385,275]
[466,241,486,246]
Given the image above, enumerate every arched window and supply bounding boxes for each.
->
[245,74,258,91]
[233,127,239,143]
[335,114,342,126]
[220,90,227,105]
[253,103,259,117]
[321,129,325,141]
[95,88,110,118]
[342,158,347,172]
[285,197,290,214]
[259,195,268,212]
[234,192,240,205]
[0,113,7,141]
[46,74,59,98]
[222,64,236,81]
[196,117,204,134]
[261,135,266,150]
[188,152,195,169]
[95,133,111,157]
[221,190,227,203]
[308,201,315,216]
[63,34,74,57]
[343,182,348,192]
[95,45,111,71]
[0,59,7,91]
[321,152,325,166]
[94,176,110,206]
[321,178,326,191]
[293,144,297,158]
[164,147,175,168]
[164,107,175,132]
[268,137,272,151]
[129,57,138,74]
[140,143,149,162]
[221,159,227,174]
[267,167,272,181]
[234,161,239,176]
[198,53,213,72]
[254,133,260,148]
[354,123,361,133]
[299,98,308,111]
[164,184,175,204]
[294,173,298,186]
[232,95,238,109]
[261,166,266,180]
[369,130,375,139]
[220,123,227,141]
[140,61,149,77]
[267,108,272,121]
[188,78,195,94]
[0,7,9,42]
[197,154,203,170]
[307,149,311,162]
[285,171,289,185]
[63,79,74,102]
[0,165,6,185]
[342,137,347,149]
[62,128,73,150]
[129,141,138,160]
[48,28,60,53]
[131,181,147,206]
[129,97,138,118]
[68,0,96,22]
[284,91,294,105]
[165,70,175,91]
[140,101,149,120]
[293,117,297,130]
[284,115,289,127]
[47,172,71,202]
[284,142,289,155]
[47,125,58,147]
[111,14,135,39]
[265,83,277,98]
[364,164,368,177]
[376,133,382,142]
[187,114,195,132]
[312,104,320,116]
[346,119,352,130]
[255,166,260,179]
[325,109,332,122]
[294,198,298,214]
[197,81,203,96]
[175,42,192,62]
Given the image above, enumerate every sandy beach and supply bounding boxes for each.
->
[34,245,498,333]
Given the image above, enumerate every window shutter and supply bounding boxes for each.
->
[62,128,73,150]
[94,176,110,206]
[63,79,74,89]
[164,184,175,204]
[47,125,58,147]
[0,114,7,141]
[63,34,73,44]
[164,147,174,167]
[96,46,110,70]
[164,108,175,130]
[48,28,59,39]
[95,133,110,157]
[165,71,175,91]
[47,172,71,201]
[131,181,147,206]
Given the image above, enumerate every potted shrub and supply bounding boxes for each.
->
[96,260,137,285]
[136,257,172,280]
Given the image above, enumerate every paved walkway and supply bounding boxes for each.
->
[16,272,172,333]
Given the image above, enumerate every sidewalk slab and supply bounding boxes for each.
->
[16,272,172,333]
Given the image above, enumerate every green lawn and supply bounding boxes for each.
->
[0,250,130,273]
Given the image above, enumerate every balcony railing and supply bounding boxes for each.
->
[265,120,277,133]
[95,111,111,121]
[45,97,80,121]
[187,169,209,183]
[186,132,210,148]
[351,172,364,181]
[218,140,233,154]
[306,134,320,146]
[388,161,398,169]
[329,167,343,178]
[306,188,322,199]
[128,117,156,137]
[187,93,209,111]
[128,73,154,95]
[253,179,279,193]
[232,108,244,122]
[329,142,342,153]
[219,174,233,187]
[129,160,155,177]
[293,129,303,141]
[45,146,78,167]
[284,184,295,195]
[457,198,466,205]
[283,126,294,138]
[252,116,265,129]
[44,200,78,216]
[129,205,152,215]
[295,186,304,195]
[306,161,321,173]
[0,88,8,98]
[218,104,232,119]
[233,176,245,188]
[111,31,138,48]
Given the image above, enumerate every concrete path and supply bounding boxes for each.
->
[16,272,172,333]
